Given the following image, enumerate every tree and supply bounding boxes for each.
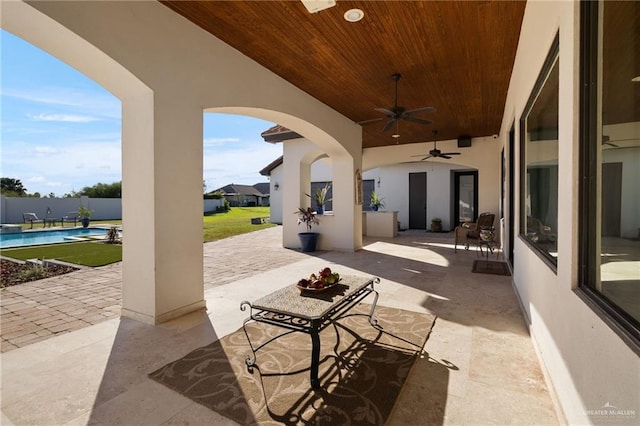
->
[75,181,122,198]
[0,177,27,196]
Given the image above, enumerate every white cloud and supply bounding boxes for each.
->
[28,113,101,123]
[203,141,281,190]
[1,139,122,195]
[33,146,60,155]
[3,87,120,120]
[203,137,241,147]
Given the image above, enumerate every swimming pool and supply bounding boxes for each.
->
[0,228,109,249]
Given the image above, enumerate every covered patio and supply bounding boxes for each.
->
[0,227,557,424]
[2,1,638,424]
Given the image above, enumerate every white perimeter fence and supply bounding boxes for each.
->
[0,196,224,224]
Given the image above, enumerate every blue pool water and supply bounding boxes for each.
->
[0,228,109,249]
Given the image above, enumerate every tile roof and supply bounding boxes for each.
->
[259,156,283,176]
[215,184,266,196]
[261,125,303,143]
[252,182,270,195]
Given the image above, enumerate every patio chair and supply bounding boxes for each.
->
[62,212,78,227]
[454,212,495,252]
[526,216,555,243]
[23,212,44,229]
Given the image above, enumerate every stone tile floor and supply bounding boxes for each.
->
[0,226,560,425]
[1,226,307,352]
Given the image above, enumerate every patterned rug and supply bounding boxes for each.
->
[149,304,436,425]
[472,259,511,276]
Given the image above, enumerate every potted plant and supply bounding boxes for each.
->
[431,217,443,232]
[77,205,94,228]
[369,191,385,211]
[295,207,320,252]
[312,183,332,215]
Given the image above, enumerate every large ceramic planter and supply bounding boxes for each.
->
[81,217,90,228]
[298,232,319,252]
[431,221,442,232]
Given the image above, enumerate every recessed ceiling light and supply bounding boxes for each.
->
[344,9,364,22]
[632,76,640,82]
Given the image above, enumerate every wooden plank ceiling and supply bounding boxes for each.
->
[161,0,526,149]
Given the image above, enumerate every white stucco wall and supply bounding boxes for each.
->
[503,1,639,424]
[268,166,284,224]
[275,134,502,233]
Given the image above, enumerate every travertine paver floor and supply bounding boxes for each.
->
[1,226,307,352]
[0,264,122,352]
[1,226,560,425]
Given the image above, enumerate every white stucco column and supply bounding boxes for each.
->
[282,143,314,249]
[282,139,363,252]
[121,96,205,324]
[330,156,363,251]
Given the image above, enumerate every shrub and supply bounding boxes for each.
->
[18,263,47,282]
[105,226,121,244]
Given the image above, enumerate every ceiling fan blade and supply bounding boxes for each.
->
[420,155,433,161]
[375,107,395,116]
[357,118,383,125]
[440,155,452,159]
[440,152,461,156]
[402,116,433,125]
[382,119,397,132]
[403,106,436,116]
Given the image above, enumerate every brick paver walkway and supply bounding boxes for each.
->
[1,226,307,353]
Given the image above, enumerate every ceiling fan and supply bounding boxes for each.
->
[412,130,461,160]
[602,135,640,148]
[360,73,436,133]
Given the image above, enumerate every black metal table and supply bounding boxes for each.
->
[240,275,380,388]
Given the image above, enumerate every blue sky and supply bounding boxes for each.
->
[1,29,282,196]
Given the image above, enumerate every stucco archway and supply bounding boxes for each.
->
[3,0,363,323]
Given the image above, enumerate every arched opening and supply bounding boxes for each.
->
[3,0,364,325]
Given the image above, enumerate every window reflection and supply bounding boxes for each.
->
[520,39,559,264]
[581,0,640,332]
[596,1,640,323]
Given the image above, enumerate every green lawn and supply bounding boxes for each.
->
[3,242,122,267]
[203,206,275,242]
[3,207,274,267]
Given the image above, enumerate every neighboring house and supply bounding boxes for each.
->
[212,183,269,207]
[251,183,270,206]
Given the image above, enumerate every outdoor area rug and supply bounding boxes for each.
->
[149,304,436,425]
[472,259,511,276]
